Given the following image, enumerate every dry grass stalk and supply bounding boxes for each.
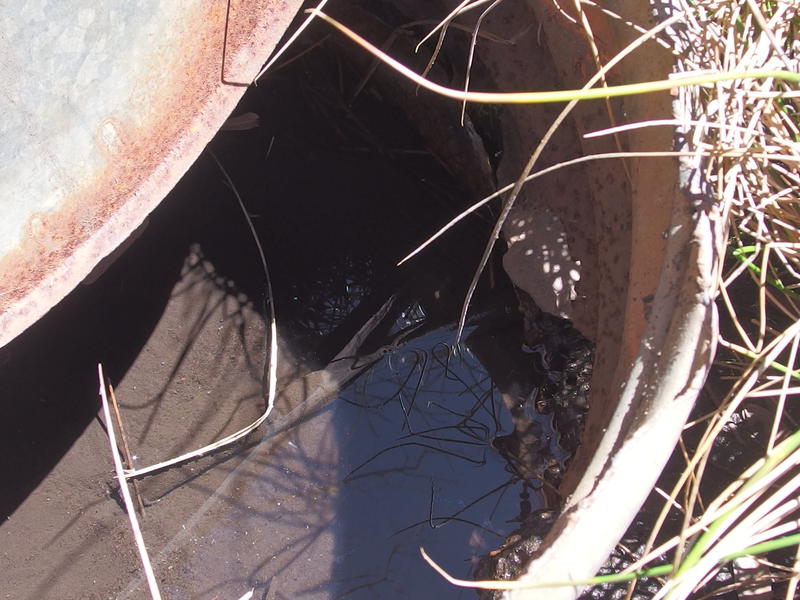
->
[121,151,279,480]
[253,0,330,83]
[108,382,146,514]
[97,364,162,600]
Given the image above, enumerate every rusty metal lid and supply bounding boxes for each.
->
[0,0,302,348]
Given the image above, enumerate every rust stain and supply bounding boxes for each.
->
[0,0,301,347]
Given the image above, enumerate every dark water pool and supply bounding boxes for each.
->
[117,310,571,599]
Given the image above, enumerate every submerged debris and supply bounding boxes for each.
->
[473,299,594,595]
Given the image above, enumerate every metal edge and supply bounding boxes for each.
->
[0,0,303,348]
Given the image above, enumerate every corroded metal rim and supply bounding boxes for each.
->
[0,0,302,348]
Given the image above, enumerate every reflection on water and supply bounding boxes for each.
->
[332,325,521,599]
[120,311,570,600]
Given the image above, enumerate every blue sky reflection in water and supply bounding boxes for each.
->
[330,324,524,599]
[133,317,551,600]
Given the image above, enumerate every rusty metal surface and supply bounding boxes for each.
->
[502,1,718,599]
[0,0,302,348]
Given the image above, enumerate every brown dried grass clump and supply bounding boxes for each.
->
[637,1,800,598]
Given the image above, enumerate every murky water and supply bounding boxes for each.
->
[118,310,564,599]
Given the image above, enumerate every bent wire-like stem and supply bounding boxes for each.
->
[124,294,399,479]
[305,9,800,104]
[98,365,163,600]
[123,150,278,479]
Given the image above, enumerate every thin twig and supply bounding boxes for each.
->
[572,0,632,184]
[398,148,702,267]
[98,364,162,600]
[253,0,330,83]
[459,0,504,125]
[108,382,145,514]
[450,7,688,341]
[123,151,278,479]
[306,9,800,104]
